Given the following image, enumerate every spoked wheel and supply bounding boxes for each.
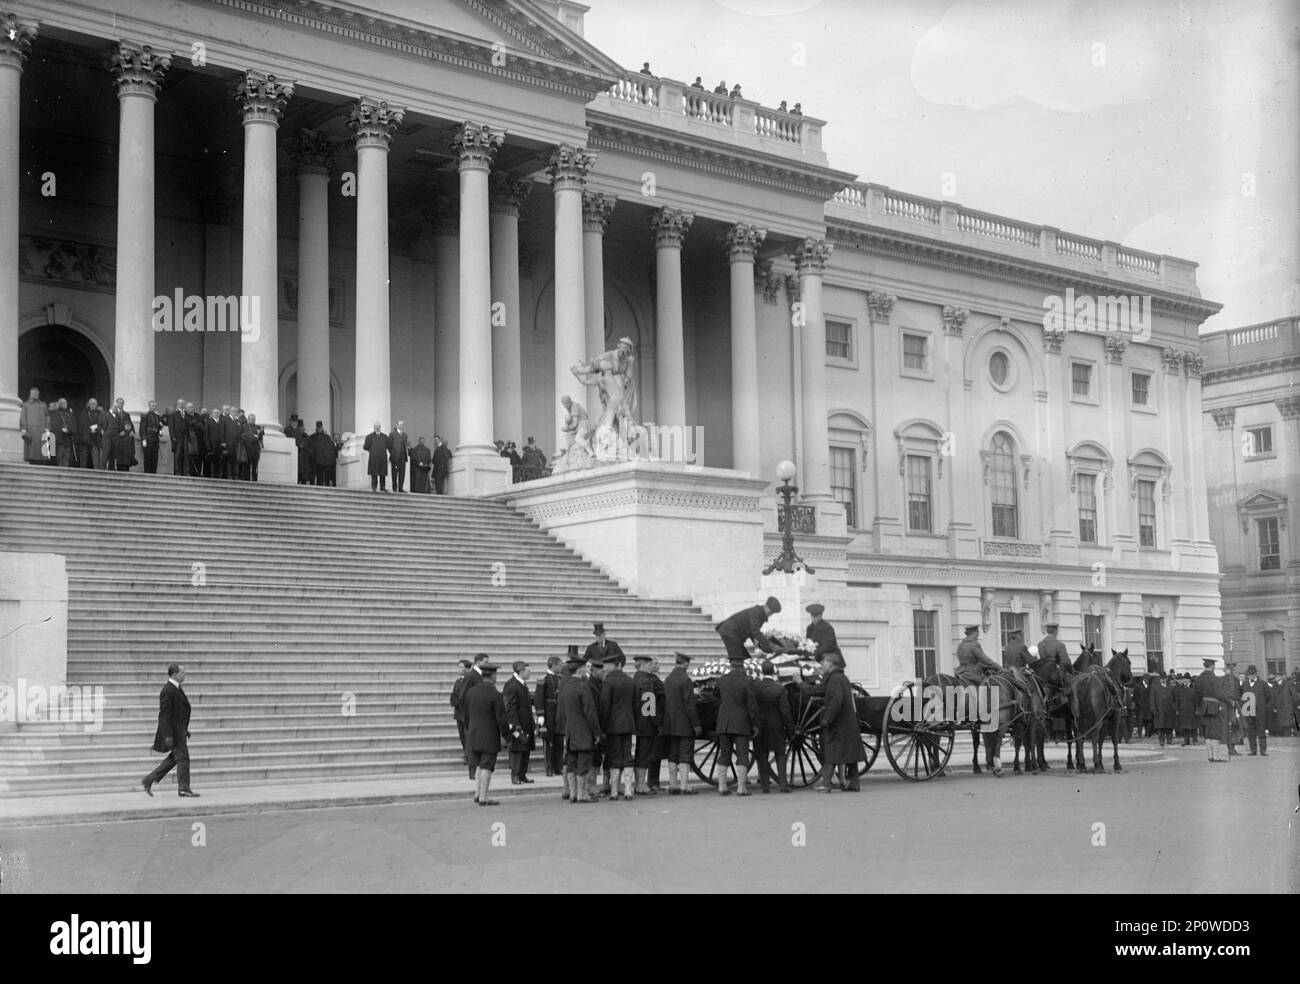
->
[691,735,755,788]
[851,684,881,774]
[787,683,826,787]
[882,692,956,781]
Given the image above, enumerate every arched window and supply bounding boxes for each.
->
[988,431,1018,538]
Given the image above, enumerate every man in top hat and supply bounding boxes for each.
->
[955,625,1001,687]
[449,658,476,775]
[1002,629,1030,668]
[309,421,339,486]
[805,604,841,659]
[503,661,535,784]
[717,597,782,663]
[585,623,624,665]
[1193,657,1229,762]
[389,419,410,493]
[1240,665,1274,756]
[1036,623,1071,675]
[534,652,568,777]
[714,654,760,796]
[632,654,665,794]
[754,659,795,793]
[663,652,701,794]
[558,653,602,803]
[600,652,637,800]
[464,662,509,805]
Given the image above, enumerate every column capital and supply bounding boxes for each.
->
[0,13,38,70]
[581,191,616,233]
[1161,347,1186,374]
[720,222,766,261]
[866,290,895,322]
[791,236,833,275]
[650,207,694,248]
[546,144,597,191]
[1276,396,1300,420]
[291,128,334,175]
[941,304,969,336]
[755,261,783,304]
[234,69,293,125]
[449,121,504,172]
[489,171,532,215]
[349,96,405,150]
[1183,352,1204,377]
[1209,406,1236,430]
[106,42,170,99]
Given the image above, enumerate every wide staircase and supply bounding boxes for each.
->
[0,462,724,796]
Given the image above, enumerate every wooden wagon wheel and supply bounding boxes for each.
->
[882,691,956,781]
[691,735,756,788]
[851,684,881,773]
[786,682,827,787]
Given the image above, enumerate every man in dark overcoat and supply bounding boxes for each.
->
[1148,672,1176,746]
[75,398,106,470]
[1221,664,1243,755]
[142,663,198,797]
[308,421,338,486]
[464,664,509,805]
[1036,623,1071,676]
[663,652,701,795]
[503,661,535,784]
[1240,665,1274,756]
[363,421,389,491]
[632,654,665,794]
[409,437,432,493]
[389,419,410,492]
[714,657,760,796]
[449,658,475,777]
[48,398,75,467]
[431,435,452,494]
[753,660,795,793]
[1174,675,1198,744]
[600,653,637,799]
[140,400,164,473]
[805,603,840,659]
[1002,629,1030,668]
[717,597,781,662]
[559,656,602,804]
[533,653,566,777]
[955,625,1000,687]
[814,652,867,792]
[584,622,624,664]
[1193,658,1229,762]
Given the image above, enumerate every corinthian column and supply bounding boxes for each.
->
[582,191,616,412]
[793,237,833,502]
[292,129,333,433]
[546,145,595,454]
[722,223,765,476]
[650,207,694,429]
[349,97,404,475]
[489,171,530,449]
[446,122,511,495]
[108,42,170,434]
[231,70,293,481]
[0,14,37,450]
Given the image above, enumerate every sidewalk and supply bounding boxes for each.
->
[1,741,1170,828]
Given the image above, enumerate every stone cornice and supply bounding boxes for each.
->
[586,115,856,201]
[827,222,1222,322]
[202,0,622,101]
[1201,355,1300,386]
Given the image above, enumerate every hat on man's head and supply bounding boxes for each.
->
[633,654,654,664]
[315,420,324,428]
[760,659,776,676]
[1202,658,1217,667]
[588,657,606,669]
[964,625,979,635]
[806,603,825,616]
[1045,622,1060,631]
[673,651,692,665]
[1245,664,1258,675]
[564,653,586,668]
[479,663,499,675]
[765,596,782,613]
[1009,629,1022,638]
[592,622,605,636]
[566,644,579,656]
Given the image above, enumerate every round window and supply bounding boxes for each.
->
[989,351,1010,386]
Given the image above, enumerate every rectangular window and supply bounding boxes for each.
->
[912,610,937,679]
[902,333,927,371]
[1131,372,1150,406]
[1083,614,1105,653]
[1258,517,1281,570]
[830,445,857,529]
[906,454,932,532]
[1246,426,1273,456]
[1144,616,1164,674]
[826,319,852,361]
[1137,480,1157,547]
[1071,362,1092,397]
[999,612,1027,662]
[1078,472,1098,544]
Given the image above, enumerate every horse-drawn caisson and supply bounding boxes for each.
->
[687,627,1133,787]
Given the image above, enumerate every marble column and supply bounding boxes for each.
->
[108,42,170,431]
[581,191,615,410]
[722,223,765,476]
[489,171,530,448]
[430,195,459,444]
[0,14,36,449]
[232,70,294,481]
[545,145,595,455]
[292,129,332,433]
[792,237,833,502]
[348,97,404,479]
[446,122,510,495]
[650,207,694,429]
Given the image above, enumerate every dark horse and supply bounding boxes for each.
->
[1025,656,1075,771]
[928,672,1033,777]
[1069,649,1132,774]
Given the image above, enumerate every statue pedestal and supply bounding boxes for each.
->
[493,460,769,602]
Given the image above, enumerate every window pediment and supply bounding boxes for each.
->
[1238,490,1288,533]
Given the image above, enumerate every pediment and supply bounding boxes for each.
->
[1238,489,1288,511]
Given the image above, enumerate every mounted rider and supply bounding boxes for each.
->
[954,625,1001,686]
[1036,623,1072,675]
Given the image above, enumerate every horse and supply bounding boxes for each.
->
[1074,642,1100,672]
[925,671,1033,777]
[1069,649,1132,774]
[1026,655,1078,771]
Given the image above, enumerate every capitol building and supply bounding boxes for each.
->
[0,0,1231,691]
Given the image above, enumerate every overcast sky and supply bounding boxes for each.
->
[582,0,1299,334]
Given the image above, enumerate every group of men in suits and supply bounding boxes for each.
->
[19,387,144,471]
[283,416,343,487]
[360,421,453,493]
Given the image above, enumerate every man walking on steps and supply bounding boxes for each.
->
[143,663,199,798]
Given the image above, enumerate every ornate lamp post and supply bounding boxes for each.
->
[763,459,814,575]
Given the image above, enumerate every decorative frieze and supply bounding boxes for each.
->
[649,207,694,248]
[234,69,293,124]
[941,304,969,336]
[982,541,1044,558]
[349,96,405,149]
[1209,407,1236,430]
[0,13,38,69]
[546,143,597,191]
[755,261,783,304]
[107,42,170,99]
[580,191,616,232]
[521,487,760,522]
[866,290,896,322]
[18,235,116,290]
[720,223,767,261]
[489,171,533,215]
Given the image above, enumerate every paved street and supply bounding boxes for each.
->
[3,741,1296,894]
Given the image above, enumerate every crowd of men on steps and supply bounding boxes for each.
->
[447,602,864,806]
